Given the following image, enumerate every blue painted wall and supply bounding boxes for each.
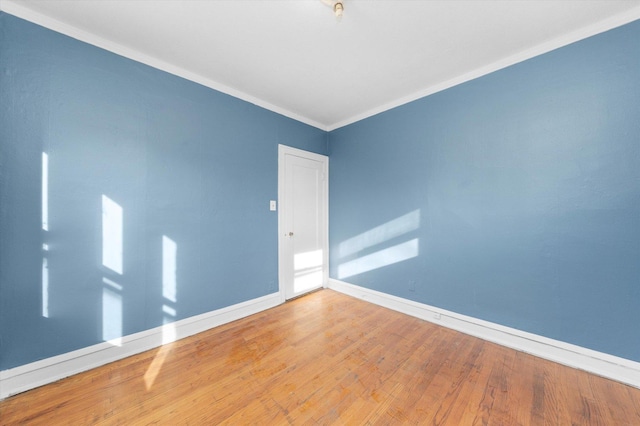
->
[329,20,640,361]
[2,10,639,372]
[0,13,327,370]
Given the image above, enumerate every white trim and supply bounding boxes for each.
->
[0,292,282,400]
[3,1,639,132]
[0,1,327,131]
[327,7,640,131]
[278,145,329,300]
[328,278,640,389]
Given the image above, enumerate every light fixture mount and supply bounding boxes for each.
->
[334,2,344,20]
[322,0,345,21]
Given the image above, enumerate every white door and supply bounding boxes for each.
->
[278,145,328,300]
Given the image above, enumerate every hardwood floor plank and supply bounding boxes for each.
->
[589,376,629,425]
[1,289,639,425]
[528,355,547,425]
[417,337,485,425]
[450,341,496,425]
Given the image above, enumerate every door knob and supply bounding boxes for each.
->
[288,232,294,237]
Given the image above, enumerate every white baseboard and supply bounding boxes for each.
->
[328,278,640,389]
[0,292,283,400]
[3,283,638,400]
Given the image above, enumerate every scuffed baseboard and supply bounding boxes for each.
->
[328,278,640,389]
[0,292,283,400]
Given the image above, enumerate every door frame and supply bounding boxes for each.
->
[277,144,329,301]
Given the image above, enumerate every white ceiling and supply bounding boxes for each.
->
[2,0,640,130]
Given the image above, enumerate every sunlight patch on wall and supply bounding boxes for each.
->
[102,277,123,346]
[162,235,178,343]
[163,304,176,317]
[337,210,421,279]
[42,152,49,231]
[339,210,420,257]
[42,245,49,318]
[42,153,49,318]
[162,236,177,303]
[102,195,123,275]
[338,238,419,279]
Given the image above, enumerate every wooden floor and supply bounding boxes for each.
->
[1,290,639,425]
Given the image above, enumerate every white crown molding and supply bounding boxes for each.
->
[2,1,639,133]
[0,292,282,400]
[327,7,640,131]
[0,0,328,131]
[328,278,640,389]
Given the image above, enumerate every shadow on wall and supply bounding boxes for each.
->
[337,210,420,280]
